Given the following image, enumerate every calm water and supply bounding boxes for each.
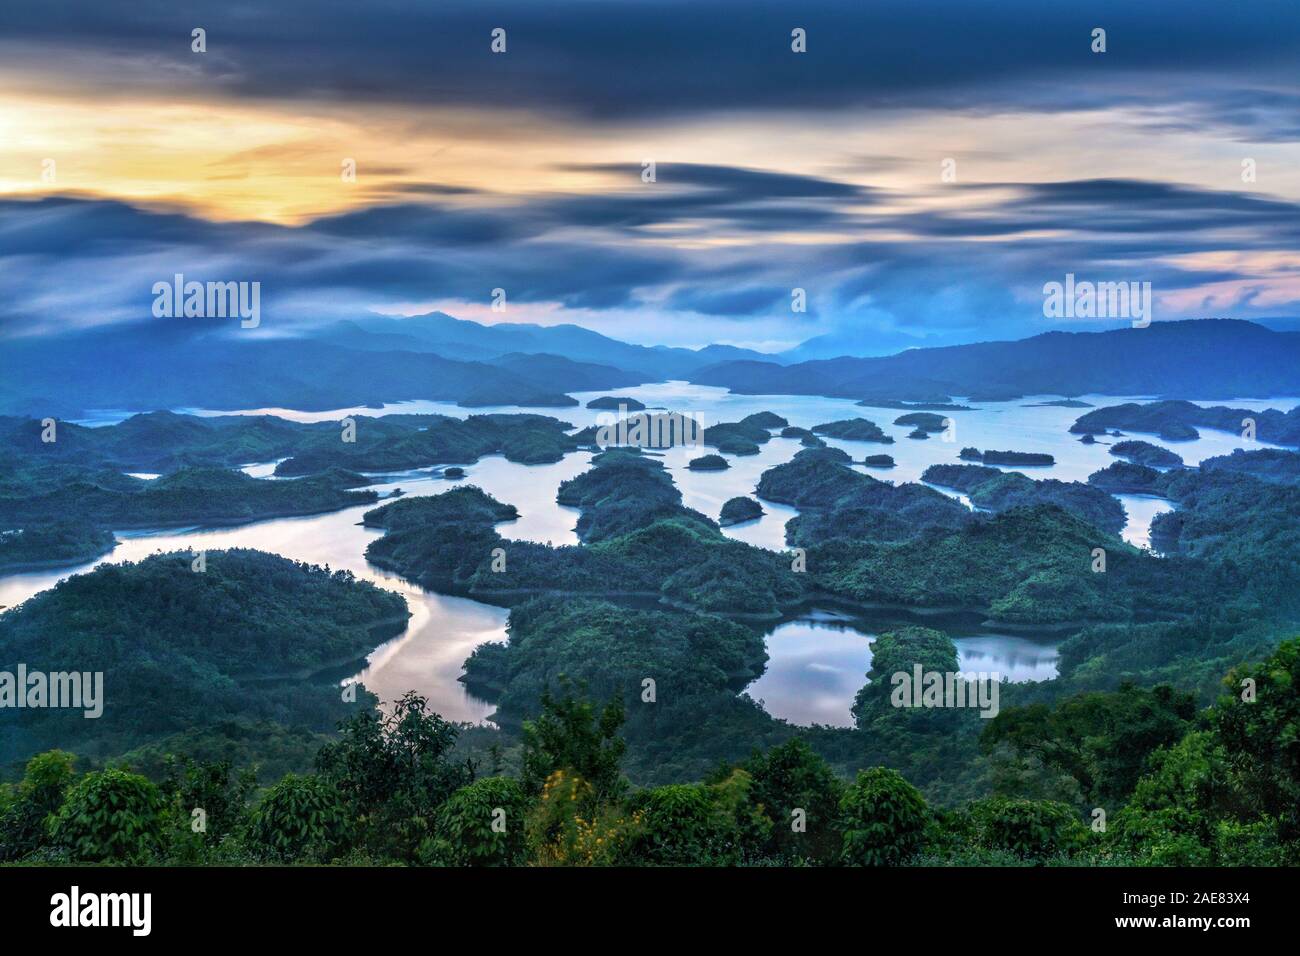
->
[12,385,1292,727]
[747,610,1061,727]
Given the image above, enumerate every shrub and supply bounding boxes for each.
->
[526,770,640,867]
[427,777,530,867]
[839,768,929,866]
[248,774,350,862]
[964,798,1087,859]
[0,750,76,861]
[742,739,844,864]
[626,783,738,865]
[50,769,167,863]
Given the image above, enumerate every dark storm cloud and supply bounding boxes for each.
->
[898,181,1300,243]
[1,0,1297,135]
[667,285,791,317]
[560,164,868,199]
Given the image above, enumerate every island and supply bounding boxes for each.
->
[1071,400,1300,446]
[810,418,894,443]
[957,448,1055,466]
[1199,447,1300,485]
[688,454,729,471]
[586,396,647,411]
[1086,461,1165,495]
[1110,440,1184,469]
[922,463,1126,534]
[0,549,409,771]
[701,414,786,456]
[0,467,377,531]
[718,496,764,526]
[0,523,117,574]
[894,412,950,432]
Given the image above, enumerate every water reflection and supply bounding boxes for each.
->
[746,612,1060,728]
[10,386,1290,727]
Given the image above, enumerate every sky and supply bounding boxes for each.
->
[1,0,1298,353]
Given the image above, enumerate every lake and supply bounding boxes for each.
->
[4,385,1292,728]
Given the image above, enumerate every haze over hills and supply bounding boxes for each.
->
[0,321,643,417]
[3,316,1298,419]
[696,320,1300,401]
[320,311,781,380]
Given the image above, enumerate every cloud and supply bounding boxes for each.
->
[1,0,1297,139]
[3,165,1300,348]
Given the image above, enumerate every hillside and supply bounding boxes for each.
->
[0,323,616,417]
[694,320,1300,401]
[319,311,778,380]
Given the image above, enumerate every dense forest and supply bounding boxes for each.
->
[0,523,116,574]
[2,398,1299,867]
[0,551,407,770]
[2,633,1296,866]
[0,410,585,567]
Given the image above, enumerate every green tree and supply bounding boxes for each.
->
[963,797,1086,860]
[315,691,474,859]
[982,683,1196,805]
[159,756,256,859]
[49,769,166,863]
[1212,637,1300,844]
[839,768,929,866]
[625,783,737,865]
[0,750,76,861]
[248,774,350,862]
[740,739,843,864]
[426,777,530,866]
[520,686,627,804]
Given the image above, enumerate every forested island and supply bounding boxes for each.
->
[1071,399,1300,446]
[1109,440,1184,468]
[0,524,116,574]
[0,410,580,476]
[688,454,729,471]
[3,393,1299,869]
[719,497,764,526]
[0,467,377,530]
[894,412,949,433]
[959,448,1056,466]
[811,418,894,443]
[922,464,1126,534]
[0,410,585,568]
[0,550,407,771]
[586,396,647,411]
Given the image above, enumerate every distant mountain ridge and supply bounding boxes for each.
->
[3,316,1297,419]
[693,320,1300,401]
[321,311,781,380]
[0,322,637,417]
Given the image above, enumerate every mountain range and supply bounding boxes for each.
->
[694,320,1300,402]
[3,315,1298,419]
[318,312,777,380]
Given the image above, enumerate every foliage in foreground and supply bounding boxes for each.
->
[2,637,1297,867]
